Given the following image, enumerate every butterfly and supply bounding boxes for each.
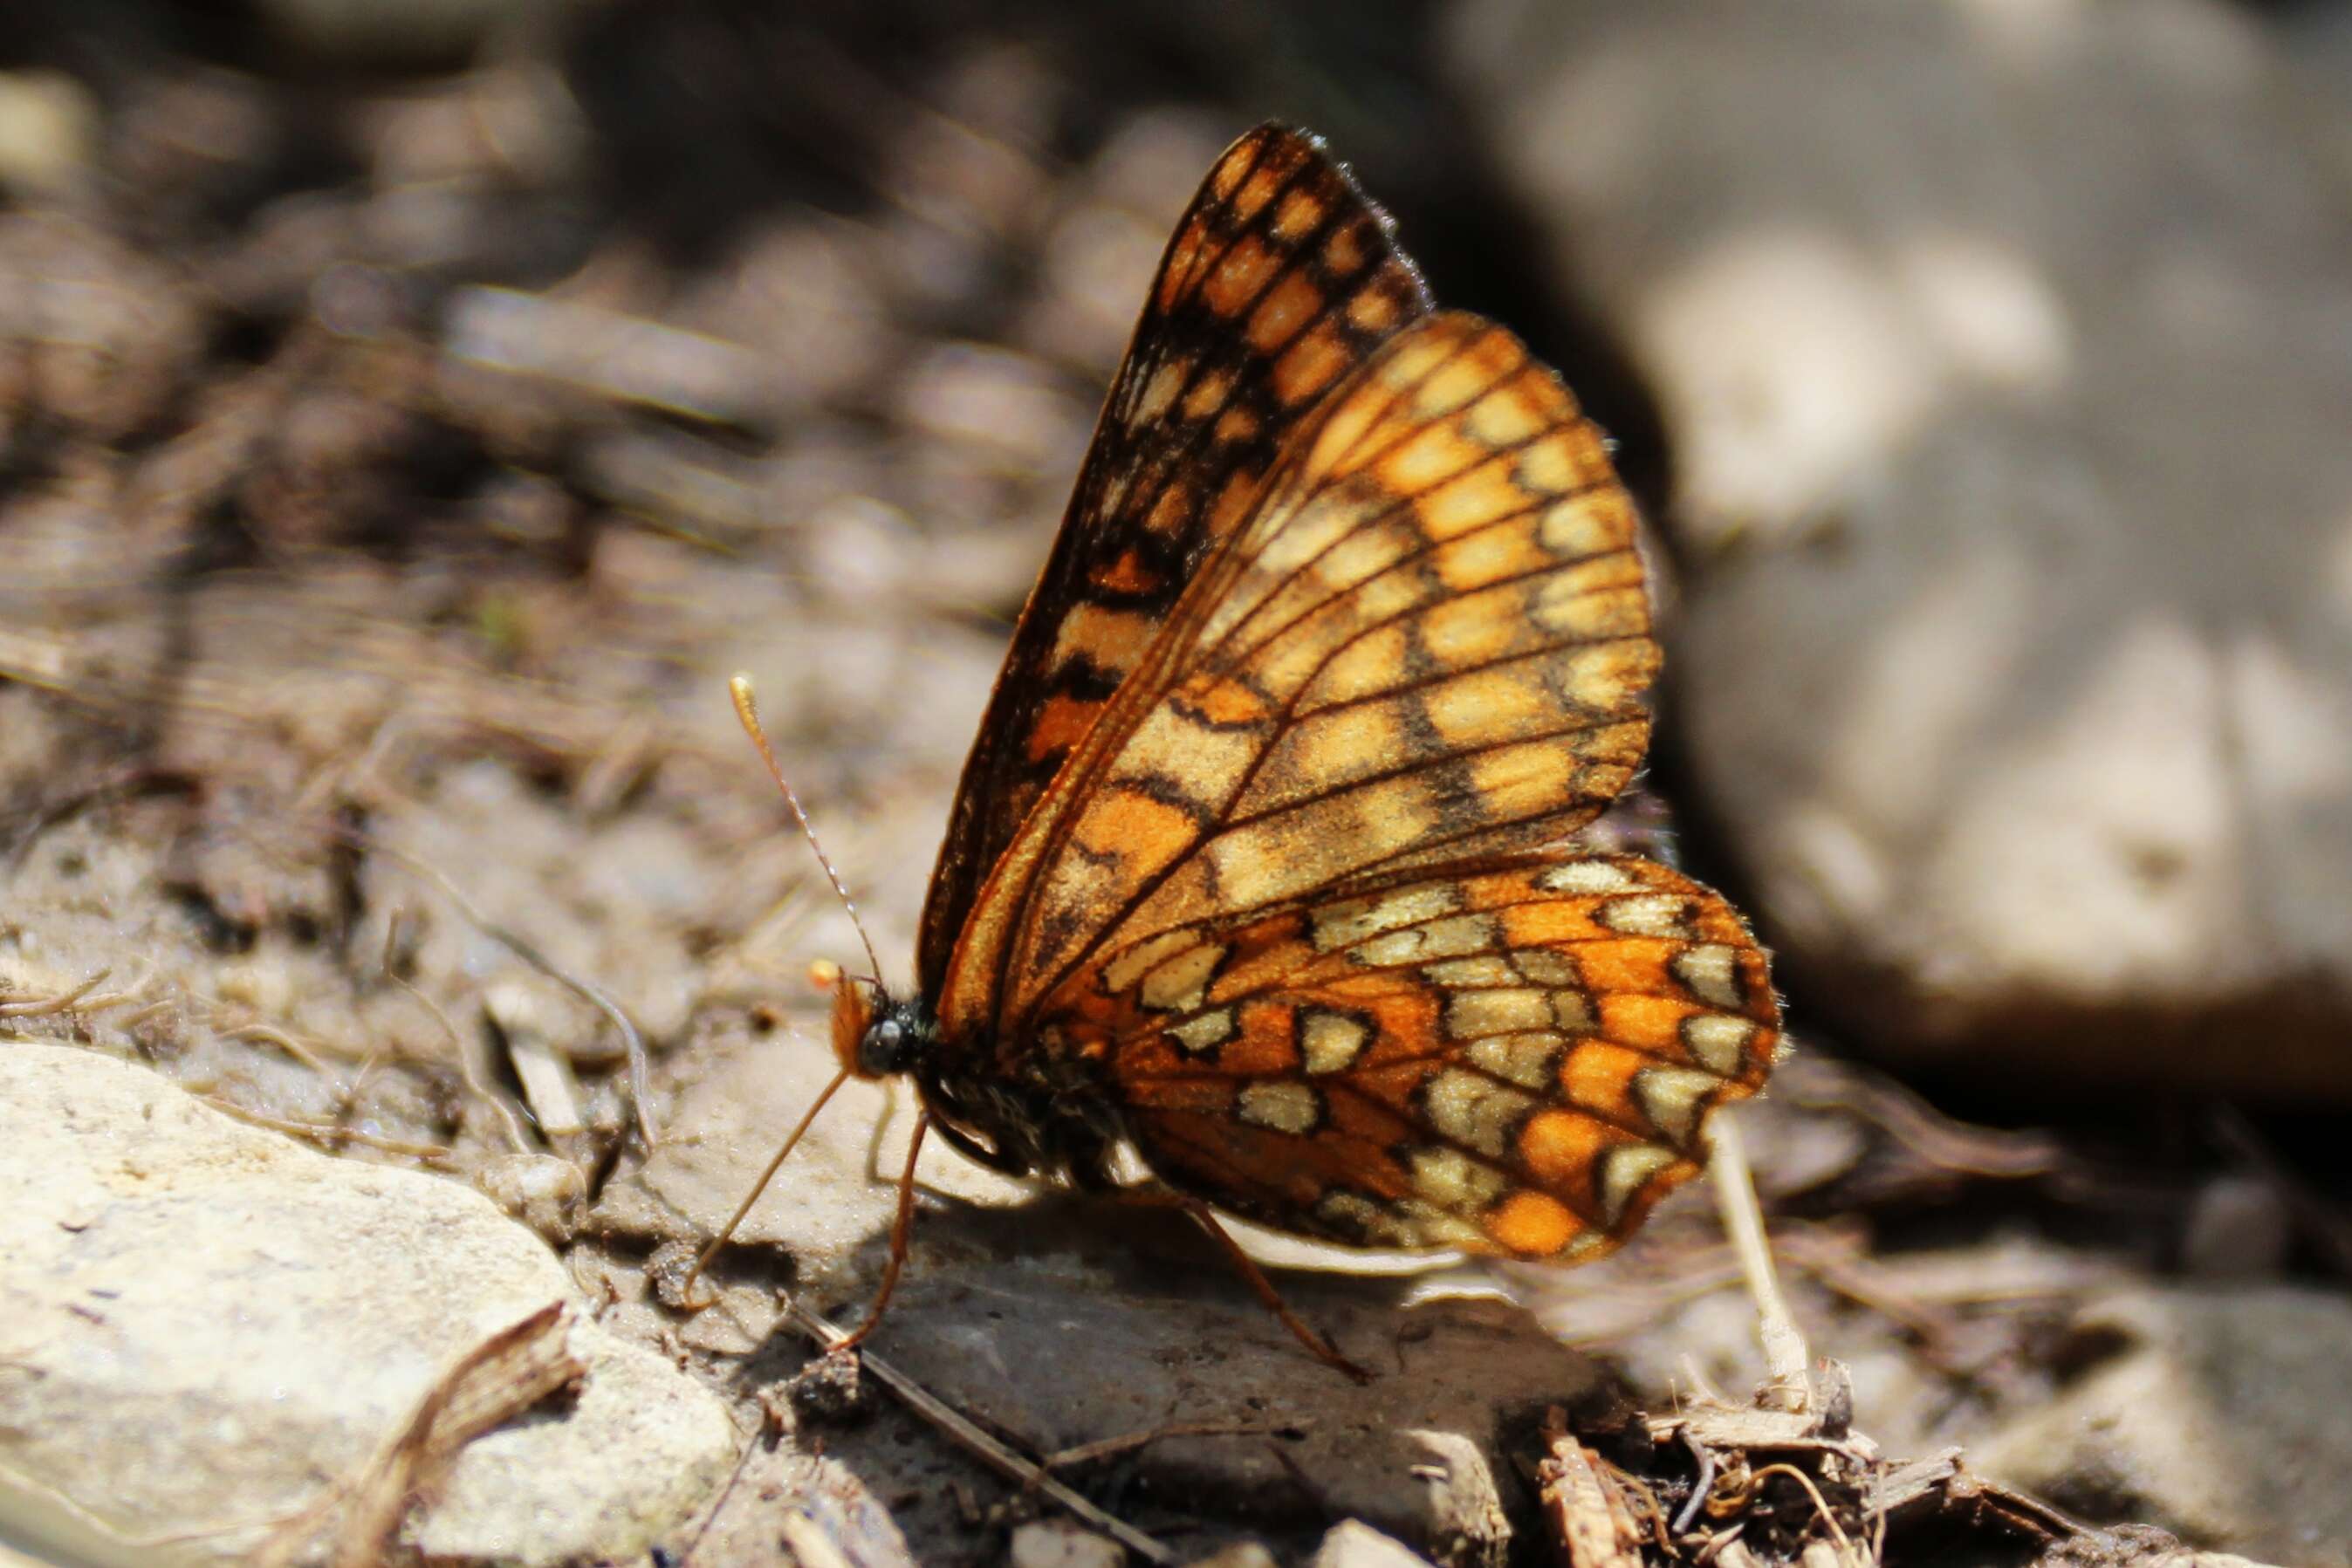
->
[703,122,1781,1380]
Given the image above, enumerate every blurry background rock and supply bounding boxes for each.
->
[0,1,2346,1565]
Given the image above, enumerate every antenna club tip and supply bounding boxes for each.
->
[807,958,842,992]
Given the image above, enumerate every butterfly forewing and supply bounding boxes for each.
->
[941,312,1658,1040]
[1084,854,1779,1256]
[916,124,1432,996]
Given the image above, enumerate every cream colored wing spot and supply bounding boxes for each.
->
[1141,942,1225,1013]
[1299,1009,1371,1075]
[1354,911,1499,967]
[1535,859,1640,897]
[1465,1031,1563,1091]
[1598,1142,1679,1228]
[1444,987,1554,1040]
[1422,1069,1534,1159]
[1409,1147,1509,1214]
[1131,359,1188,429]
[1597,892,1696,940]
[1632,1065,1723,1147]
[1681,1012,1759,1076]
[1513,948,1581,989]
[1391,1199,1488,1250]
[1317,1189,1408,1245]
[1671,944,1745,1010]
[1237,1081,1323,1134]
[1422,955,1519,988]
[1310,882,1464,953]
[1168,1008,1238,1056]
[1101,929,1199,996]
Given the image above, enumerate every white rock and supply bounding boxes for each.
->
[0,1041,737,1565]
[1446,0,2352,1099]
[1308,1520,1435,1568]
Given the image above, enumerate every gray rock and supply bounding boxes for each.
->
[0,1041,737,1566]
[1446,0,2352,1101]
[1973,1287,2352,1567]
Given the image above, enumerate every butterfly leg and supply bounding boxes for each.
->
[1125,1186,1371,1383]
[837,1111,931,1352]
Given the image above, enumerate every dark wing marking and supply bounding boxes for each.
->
[916,121,1431,996]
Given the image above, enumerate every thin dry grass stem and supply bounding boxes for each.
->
[674,1419,766,1568]
[341,825,656,1148]
[787,1302,1176,1565]
[381,910,531,1155]
[1708,1106,1811,1407]
[74,965,158,1012]
[220,1021,339,1075]
[1748,1463,1860,1561]
[203,1096,454,1161]
[1039,1419,1298,1474]
[1779,1055,2061,1180]
[0,967,116,1017]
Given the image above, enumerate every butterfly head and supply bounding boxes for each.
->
[824,969,931,1079]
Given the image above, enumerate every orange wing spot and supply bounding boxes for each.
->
[1558,1039,1647,1118]
[1571,939,1678,999]
[1518,1109,1607,1206]
[1498,900,1615,949]
[1487,1188,1581,1256]
[1216,405,1262,445]
[1272,186,1327,242]
[1272,320,1351,407]
[1182,673,1272,727]
[1073,786,1199,880]
[1026,693,1103,763]
[1207,469,1259,539]
[1346,284,1401,335]
[1051,601,1158,674]
[1220,1000,1302,1075]
[1247,270,1327,353]
[1144,480,1196,538]
[1183,366,1238,420]
[1595,992,1702,1056]
[1203,235,1277,318]
[1381,421,1484,495]
[1323,222,1366,276]
[1233,164,1288,224]
[1159,216,1212,311]
[1091,549,1160,596]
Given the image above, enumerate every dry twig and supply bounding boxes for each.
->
[787,1301,1175,1565]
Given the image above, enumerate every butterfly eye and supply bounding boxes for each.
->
[860,1016,912,1076]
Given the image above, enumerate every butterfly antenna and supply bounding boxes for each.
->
[678,1063,854,1309]
[729,673,884,983]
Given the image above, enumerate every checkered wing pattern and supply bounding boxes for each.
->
[917,124,1430,996]
[928,308,1779,1246]
[1091,855,1777,1257]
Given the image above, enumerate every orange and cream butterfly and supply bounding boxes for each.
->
[702,122,1781,1378]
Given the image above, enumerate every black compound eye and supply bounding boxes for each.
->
[877,1020,902,1045]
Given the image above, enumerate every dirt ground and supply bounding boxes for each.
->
[3,5,2347,1566]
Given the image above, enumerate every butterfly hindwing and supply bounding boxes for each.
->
[1058,854,1778,1254]
[916,123,1432,996]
